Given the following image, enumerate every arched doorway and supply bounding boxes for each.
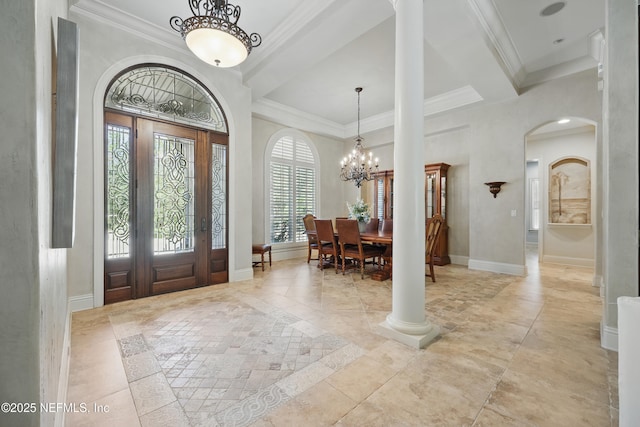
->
[103,65,229,304]
[525,117,597,270]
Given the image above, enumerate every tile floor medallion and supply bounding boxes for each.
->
[110,296,358,427]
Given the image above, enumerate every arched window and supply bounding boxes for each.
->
[266,130,319,244]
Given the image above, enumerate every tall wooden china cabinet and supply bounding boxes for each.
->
[373,162,450,265]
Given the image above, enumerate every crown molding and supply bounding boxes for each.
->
[345,85,484,137]
[252,98,345,139]
[253,85,483,140]
[424,85,484,117]
[521,56,598,88]
[71,0,183,52]
[467,0,526,88]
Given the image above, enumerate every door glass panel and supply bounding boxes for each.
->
[153,133,195,255]
[106,124,131,259]
[441,176,447,219]
[426,173,435,218]
[211,143,227,249]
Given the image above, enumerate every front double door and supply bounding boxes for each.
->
[104,112,228,304]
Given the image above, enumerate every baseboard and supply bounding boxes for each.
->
[68,293,94,312]
[271,246,306,261]
[468,259,527,276]
[55,306,72,427]
[449,255,469,266]
[601,321,618,351]
[593,274,603,288]
[231,268,254,282]
[542,255,594,268]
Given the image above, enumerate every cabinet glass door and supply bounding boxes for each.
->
[426,173,436,218]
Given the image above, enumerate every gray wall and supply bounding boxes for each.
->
[602,0,640,346]
[359,70,601,271]
[462,71,601,271]
[0,1,69,426]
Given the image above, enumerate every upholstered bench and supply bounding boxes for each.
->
[252,243,272,271]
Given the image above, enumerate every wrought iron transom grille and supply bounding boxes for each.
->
[105,65,227,133]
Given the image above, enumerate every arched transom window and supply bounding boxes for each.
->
[105,65,227,133]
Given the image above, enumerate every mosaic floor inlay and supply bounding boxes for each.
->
[113,298,355,426]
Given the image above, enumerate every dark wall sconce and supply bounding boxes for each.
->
[484,181,506,198]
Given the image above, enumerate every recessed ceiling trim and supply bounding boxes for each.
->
[467,0,526,88]
[521,55,597,88]
[253,86,484,140]
[252,98,345,139]
[242,0,342,76]
[346,85,484,138]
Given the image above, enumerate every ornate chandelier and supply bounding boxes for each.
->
[170,0,262,68]
[340,87,379,188]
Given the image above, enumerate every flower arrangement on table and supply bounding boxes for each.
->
[347,198,371,224]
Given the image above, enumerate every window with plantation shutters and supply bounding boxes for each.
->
[268,134,318,244]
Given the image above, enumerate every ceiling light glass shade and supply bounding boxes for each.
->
[185,27,248,67]
[170,1,261,68]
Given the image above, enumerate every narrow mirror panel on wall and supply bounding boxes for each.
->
[52,17,79,248]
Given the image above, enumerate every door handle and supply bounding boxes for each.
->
[201,217,207,232]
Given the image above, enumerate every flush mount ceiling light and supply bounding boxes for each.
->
[170,0,261,68]
[540,2,566,17]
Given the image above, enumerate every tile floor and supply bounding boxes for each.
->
[66,255,618,426]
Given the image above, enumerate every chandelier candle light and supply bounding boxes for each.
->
[170,0,262,68]
[340,87,379,188]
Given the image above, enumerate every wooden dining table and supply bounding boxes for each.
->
[307,227,393,280]
[360,230,392,280]
[359,230,392,245]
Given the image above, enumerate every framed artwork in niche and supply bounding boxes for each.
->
[549,156,591,225]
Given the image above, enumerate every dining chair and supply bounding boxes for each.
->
[381,218,393,233]
[314,219,340,273]
[425,213,444,282]
[336,219,386,279]
[364,218,380,233]
[302,213,319,263]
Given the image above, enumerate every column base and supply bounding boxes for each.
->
[377,315,440,349]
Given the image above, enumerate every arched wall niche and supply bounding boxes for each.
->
[525,117,598,268]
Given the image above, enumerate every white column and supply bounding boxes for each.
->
[379,0,439,348]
